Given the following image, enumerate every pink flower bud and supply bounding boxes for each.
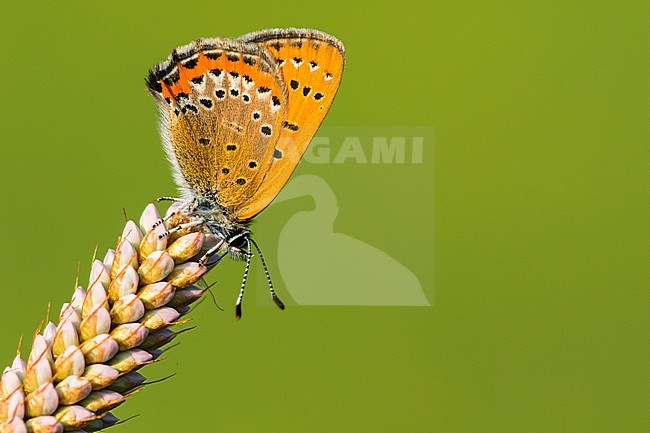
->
[9,356,26,383]
[69,287,86,311]
[58,304,81,332]
[23,357,52,395]
[102,248,115,269]
[165,262,207,288]
[52,321,79,358]
[27,335,49,367]
[81,280,107,318]
[141,307,180,330]
[138,281,176,309]
[138,251,175,284]
[79,389,125,413]
[110,323,149,351]
[88,260,111,288]
[53,405,95,430]
[167,286,205,308]
[121,220,144,250]
[79,334,118,364]
[138,222,167,261]
[139,203,161,234]
[110,239,138,280]
[105,349,152,373]
[24,382,58,417]
[55,376,92,405]
[0,417,27,433]
[53,346,85,381]
[79,305,111,342]
[107,265,139,303]
[82,364,119,391]
[110,294,145,324]
[83,364,120,390]
[1,370,25,419]
[167,232,205,263]
[42,323,57,347]
[25,416,64,433]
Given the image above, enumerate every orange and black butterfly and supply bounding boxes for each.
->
[145,28,345,318]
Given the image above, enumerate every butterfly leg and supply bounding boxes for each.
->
[197,236,227,267]
[156,196,183,203]
[157,219,204,239]
[152,197,199,229]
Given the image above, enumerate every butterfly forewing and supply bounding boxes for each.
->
[235,28,345,220]
[147,38,288,210]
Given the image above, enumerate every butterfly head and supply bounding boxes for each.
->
[224,229,251,260]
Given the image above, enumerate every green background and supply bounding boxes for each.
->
[1,1,648,432]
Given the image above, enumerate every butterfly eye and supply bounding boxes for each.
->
[228,234,248,250]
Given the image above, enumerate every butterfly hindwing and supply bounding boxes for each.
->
[146,38,288,210]
[235,28,345,220]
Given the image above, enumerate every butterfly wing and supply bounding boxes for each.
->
[235,28,345,220]
[146,38,288,211]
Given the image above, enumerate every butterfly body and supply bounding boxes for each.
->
[145,28,345,316]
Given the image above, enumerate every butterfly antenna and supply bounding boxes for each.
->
[235,239,253,320]
[250,238,285,311]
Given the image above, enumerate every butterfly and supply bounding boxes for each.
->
[145,28,345,318]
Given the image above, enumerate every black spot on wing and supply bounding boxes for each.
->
[182,104,198,114]
[282,121,299,131]
[204,51,221,60]
[182,57,198,69]
[174,92,189,102]
[163,69,180,86]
